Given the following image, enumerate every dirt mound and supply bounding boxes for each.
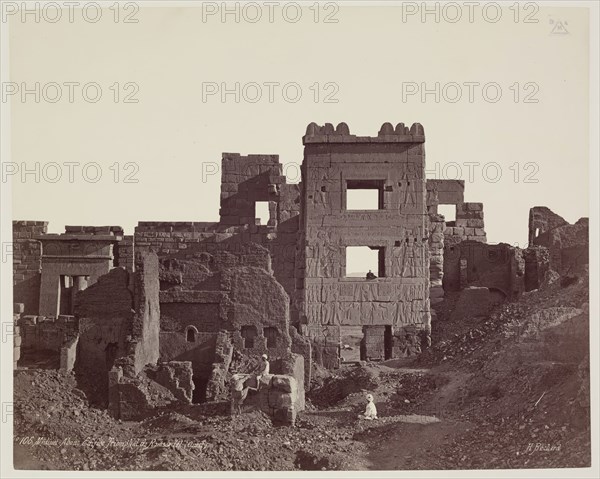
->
[307,364,380,408]
[141,412,197,431]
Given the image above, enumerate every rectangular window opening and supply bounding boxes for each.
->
[346,180,384,210]
[255,201,270,225]
[345,246,385,278]
[438,204,456,225]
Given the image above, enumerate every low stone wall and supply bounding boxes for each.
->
[19,315,77,353]
[108,361,194,420]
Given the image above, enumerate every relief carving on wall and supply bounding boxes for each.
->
[306,230,342,278]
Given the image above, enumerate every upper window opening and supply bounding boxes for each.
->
[346,180,384,210]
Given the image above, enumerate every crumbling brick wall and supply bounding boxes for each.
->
[74,267,134,375]
[138,240,293,402]
[74,252,160,384]
[220,153,302,321]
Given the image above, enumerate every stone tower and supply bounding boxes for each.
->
[297,122,431,367]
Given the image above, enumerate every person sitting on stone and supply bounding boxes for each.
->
[366,270,377,280]
[255,354,270,390]
[230,373,256,416]
[358,394,378,420]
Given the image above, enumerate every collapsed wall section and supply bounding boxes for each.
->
[529,207,588,275]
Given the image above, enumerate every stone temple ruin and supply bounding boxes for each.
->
[12,122,589,425]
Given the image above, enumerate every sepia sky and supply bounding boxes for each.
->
[6,2,591,247]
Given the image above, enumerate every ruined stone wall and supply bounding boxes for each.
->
[523,246,550,292]
[443,241,524,299]
[18,314,77,353]
[426,180,465,214]
[38,234,121,317]
[132,238,292,401]
[225,265,292,356]
[528,206,568,245]
[134,215,300,325]
[529,208,588,275]
[118,235,135,273]
[108,360,195,420]
[130,252,161,374]
[242,353,305,425]
[290,326,312,389]
[428,213,445,307]
[219,153,284,226]
[205,331,234,401]
[12,221,46,315]
[219,153,301,321]
[74,267,134,374]
[444,202,486,246]
[299,123,431,365]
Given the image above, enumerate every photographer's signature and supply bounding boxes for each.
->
[524,442,562,454]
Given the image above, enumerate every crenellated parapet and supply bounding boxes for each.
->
[303,122,425,144]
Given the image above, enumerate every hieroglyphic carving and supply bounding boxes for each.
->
[392,238,428,278]
[356,282,375,301]
[394,282,427,301]
[306,283,321,303]
[306,244,319,277]
[346,302,361,325]
[306,302,322,326]
[377,282,392,298]
[399,170,418,209]
[305,230,342,278]
[394,299,429,326]
[339,283,355,299]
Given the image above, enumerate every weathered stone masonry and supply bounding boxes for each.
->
[299,122,431,367]
[15,122,575,420]
[11,123,482,373]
